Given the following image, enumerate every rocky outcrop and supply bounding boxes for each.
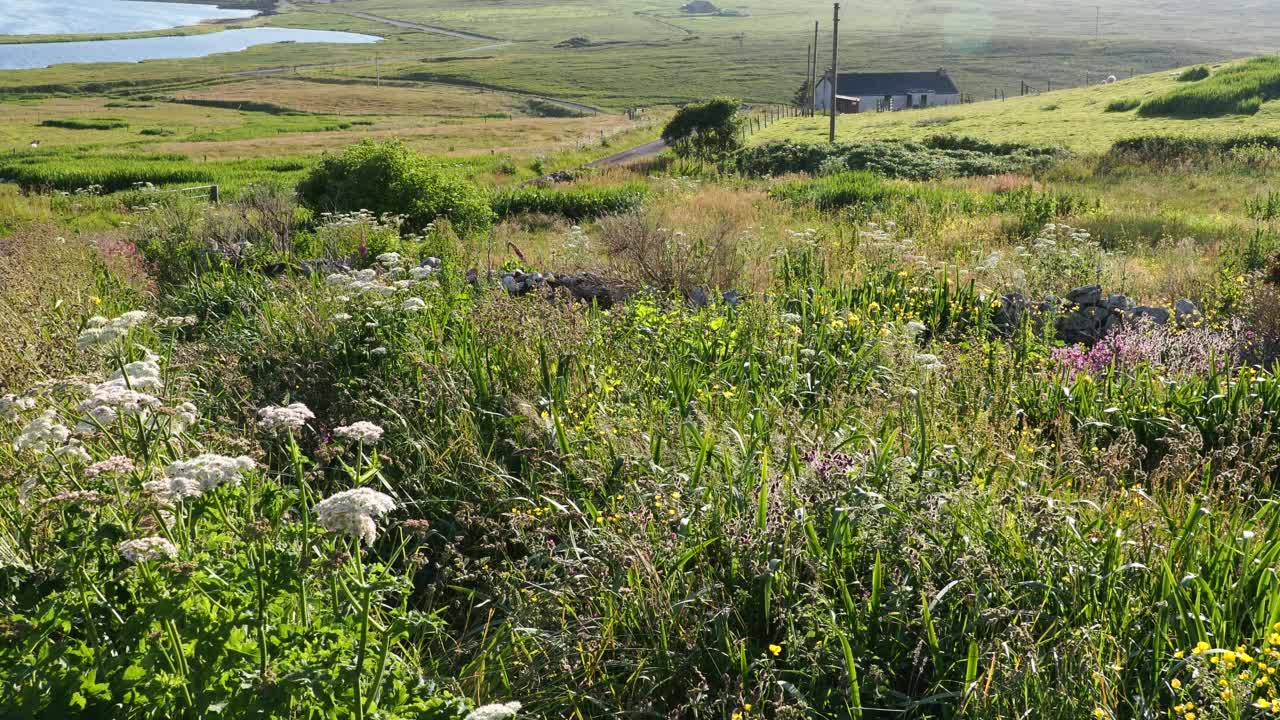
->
[995,284,1200,345]
[469,268,637,309]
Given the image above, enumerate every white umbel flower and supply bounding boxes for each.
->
[257,402,315,433]
[333,421,384,444]
[144,476,203,503]
[313,487,397,545]
[166,453,256,492]
[76,311,149,350]
[79,384,161,426]
[107,357,164,391]
[14,409,71,454]
[0,394,36,423]
[401,297,427,312]
[464,702,522,720]
[118,536,178,563]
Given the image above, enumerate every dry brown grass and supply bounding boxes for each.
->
[155,114,637,160]
[0,226,148,390]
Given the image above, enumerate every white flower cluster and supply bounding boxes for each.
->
[464,702,522,720]
[333,421,384,444]
[313,487,397,545]
[118,536,178,563]
[143,475,203,504]
[48,440,91,466]
[164,454,256,494]
[76,311,149,350]
[108,356,165,391]
[0,393,35,423]
[86,455,135,478]
[401,297,427,312]
[14,409,70,454]
[325,262,437,302]
[79,383,161,427]
[326,269,399,297]
[258,402,315,433]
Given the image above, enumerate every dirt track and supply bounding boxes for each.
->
[589,138,667,167]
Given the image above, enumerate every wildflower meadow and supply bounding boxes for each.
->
[4,126,1280,720]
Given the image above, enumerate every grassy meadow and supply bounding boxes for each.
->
[7,73,1280,716]
[9,1,1280,718]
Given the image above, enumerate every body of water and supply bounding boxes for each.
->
[1,0,259,36]
[0,28,382,70]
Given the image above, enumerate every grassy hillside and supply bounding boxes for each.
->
[757,58,1280,152]
[2,0,1278,109]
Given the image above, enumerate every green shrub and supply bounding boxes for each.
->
[491,183,649,221]
[737,137,1066,180]
[1104,98,1141,112]
[1139,56,1280,118]
[38,118,128,130]
[770,171,982,213]
[1178,65,1211,81]
[296,139,494,236]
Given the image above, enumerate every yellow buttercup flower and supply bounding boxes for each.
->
[768,644,782,656]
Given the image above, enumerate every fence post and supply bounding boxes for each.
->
[209,185,220,203]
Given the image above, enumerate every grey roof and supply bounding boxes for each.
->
[832,71,960,96]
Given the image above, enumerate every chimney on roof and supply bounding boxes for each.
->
[937,67,948,76]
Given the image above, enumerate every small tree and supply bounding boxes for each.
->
[662,97,743,165]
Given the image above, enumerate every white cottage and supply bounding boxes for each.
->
[815,69,962,113]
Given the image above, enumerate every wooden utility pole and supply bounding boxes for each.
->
[805,43,812,114]
[1096,6,1101,40]
[829,3,839,144]
[811,21,819,116]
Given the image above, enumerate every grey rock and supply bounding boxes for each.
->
[1174,298,1201,323]
[423,256,442,269]
[1103,293,1133,312]
[722,289,743,306]
[1066,285,1103,307]
[1129,306,1170,325]
[690,287,710,308]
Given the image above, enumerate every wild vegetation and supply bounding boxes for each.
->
[8,0,1280,712]
[7,57,1280,715]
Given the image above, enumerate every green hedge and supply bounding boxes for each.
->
[1139,57,1280,118]
[491,183,648,221]
[736,135,1066,180]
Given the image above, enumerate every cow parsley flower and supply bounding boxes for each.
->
[166,453,256,492]
[79,384,161,427]
[14,409,71,454]
[313,487,397,545]
[108,357,164,391]
[48,441,92,466]
[401,297,427,312]
[464,702,522,720]
[76,311,149,349]
[333,421,384,444]
[144,476,203,503]
[86,455,135,478]
[0,394,35,423]
[915,353,945,373]
[258,402,315,433]
[333,313,353,322]
[118,536,178,563]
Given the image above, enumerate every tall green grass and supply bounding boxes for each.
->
[1139,56,1280,118]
